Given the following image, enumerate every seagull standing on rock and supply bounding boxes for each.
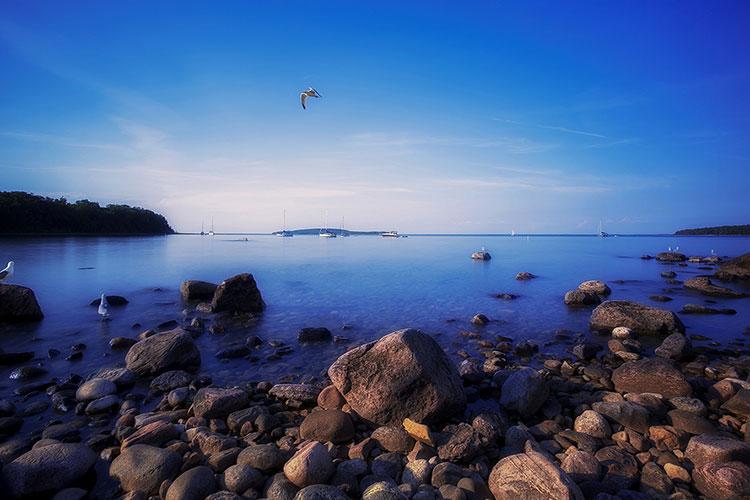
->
[0,261,14,282]
[98,293,109,319]
[300,87,321,109]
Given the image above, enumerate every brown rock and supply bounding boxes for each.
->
[192,387,249,419]
[211,273,264,313]
[371,426,415,453]
[283,441,334,488]
[327,329,466,425]
[693,461,750,499]
[299,409,354,444]
[180,280,217,301]
[488,451,583,500]
[590,300,684,335]
[684,276,745,297]
[715,252,750,281]
[0,284,43,323]
[125,328,201,376]
[121,420,178,448]
[317,385,345,410]
[685,434,750,468]
[612,358,692,398]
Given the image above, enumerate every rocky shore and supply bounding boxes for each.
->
[0,253,748,499]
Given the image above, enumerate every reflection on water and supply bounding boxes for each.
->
[0,234,748,386]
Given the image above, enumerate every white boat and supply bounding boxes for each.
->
[381,230,400,238]
[320,211,337,238]
[208,218,215,236]
[277,210,293,237]
[511,229,516,237]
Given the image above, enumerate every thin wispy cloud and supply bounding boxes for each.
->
[494,119,606,138]
[0,131,122,150]
[348,132,558,154]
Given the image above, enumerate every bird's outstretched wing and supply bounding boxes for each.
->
[310,87,321,97]
[300,93,307,109]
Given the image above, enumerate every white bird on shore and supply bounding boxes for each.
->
[300,87,321,109]
[98,293,109,319]
[0,261,14,282]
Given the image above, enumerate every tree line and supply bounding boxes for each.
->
[0,192,174,235]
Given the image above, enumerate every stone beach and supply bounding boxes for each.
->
[0,252,748,498]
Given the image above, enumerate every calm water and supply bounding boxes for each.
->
[1,234,749,390]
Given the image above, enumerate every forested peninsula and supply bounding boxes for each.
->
[0,192,174,235]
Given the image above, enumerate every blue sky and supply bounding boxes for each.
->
[1,1,748,233]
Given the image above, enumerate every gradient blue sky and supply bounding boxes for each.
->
[2,1,749,233]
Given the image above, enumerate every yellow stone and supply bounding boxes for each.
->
[403,418,434,446]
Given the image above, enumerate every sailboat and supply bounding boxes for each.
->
[598,220,610,238]
[277,210,294,237]
[381,230,400,238]
[208,218,215,236]
[319,211,337,238]
[200,221,205,236]
[511,229,516,237]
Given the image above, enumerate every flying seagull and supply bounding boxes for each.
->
[0,261,14,282]
[300,87,322,109]
[98,293,109,319]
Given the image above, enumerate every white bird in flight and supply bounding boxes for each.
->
[0,261,14,282]
[300,87,322,109]
[98,293,109,319]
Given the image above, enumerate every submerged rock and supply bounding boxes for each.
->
[515,272,536,280]
[125,328,201,376]
[328,329,466,425]
[564,290,601,306]
[298,327,332,343]
[681,303,737,314]
[589,300,684,335]
[0,284,43,323]
[656,252,687,262]
[684,276,745,297]
[90,295,128,306]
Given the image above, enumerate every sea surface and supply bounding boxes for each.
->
[1,234,749,391]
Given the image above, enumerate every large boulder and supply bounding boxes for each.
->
[0,284,43,323]
[684,276,745,298]
[612,358,692,398]
[488,451,583,500]
[577,280,611,296]
[283,441,334,488]
[192,387,249,419]
[165,466,217,500]
[500,368,549,418]
[125,328,201,376]
[327,329,465,425]
[685,434,750,468]
[590,300,684,335]
[715,252,750,281]
[299,409,354,444]
[654,333,692,360]
[2,443,96,497]
[693,461,750,499]
[180,280,218,301]
[211,273,264,313]
[110,444,182,494]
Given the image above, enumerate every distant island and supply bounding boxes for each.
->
[675,224,750,236]
[271,228,385,236]
[0,191,174,235]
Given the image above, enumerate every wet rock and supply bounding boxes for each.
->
[590,300,684,335]
[125,327,201,376]
[328,329,465,426]
[574,410,611,439]
[654,333,692,360]
[685,433,750,467]
[269,383,322,404]
[656,252,686,262]
[649,295,672,302]
[298,327,332,342]
[684,276,745,297]
[150,370,192,393]
[76,378,117,401]
[715,252,750,281]
[471,313,490,326]
[88,367,137,388]
[110,444,182,494]
[180,280,218,301]
[109,337,137,349]
[693,461,750,499]
[0,284,44,322]
[578,279,611,296]
[216,345,250,359]
[165,466,217,500]
[2,443,96,497]
[283,441,334,488]
[681,303,737,314]
[85,394,120,414]
[515,272,536,280]
[592,401,650,433]
[211,273,265,313]
[612,358,692,398]
[564,290,601,306]
[500,367,549,418]
[300,409,355,444]
[488,451,583,500]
